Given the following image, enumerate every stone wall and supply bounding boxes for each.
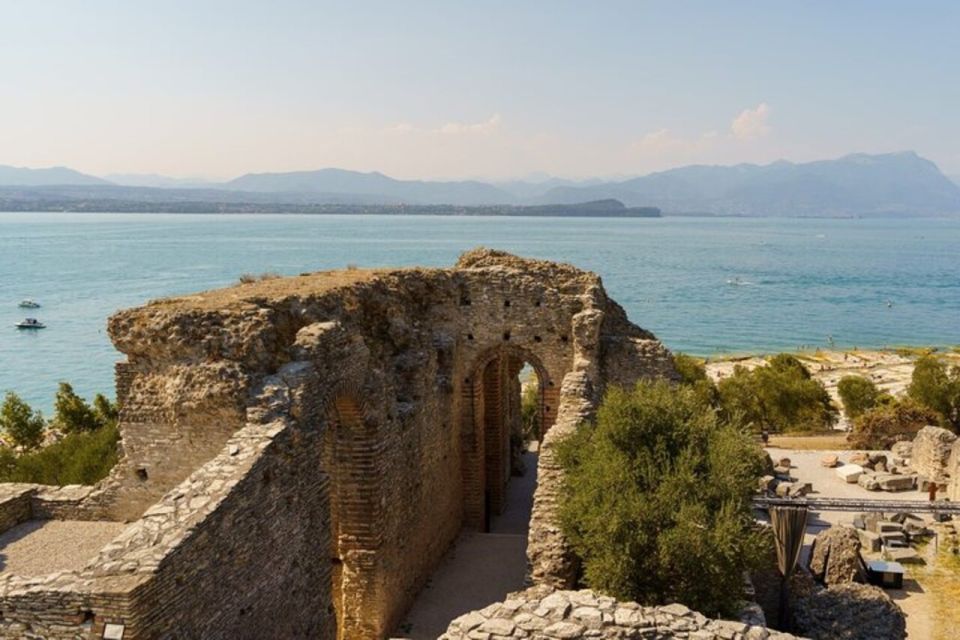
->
[440,588,802,640]
[0,250,679,639]
[911,425,956,483]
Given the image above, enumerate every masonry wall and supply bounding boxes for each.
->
[0,250,679,640]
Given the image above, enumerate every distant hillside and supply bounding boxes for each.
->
[226,168,514,206]
[2,152,958,216]
[537,152,960,217]
[0,165,108,187]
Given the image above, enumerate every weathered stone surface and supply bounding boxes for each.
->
[911,425,956,482]
[793,582,905,640]
[808,526,863,586]
[820,454,839,468]
[0,251,684,639]
[857,473,880,491]
[890,441,913,460]
[876,473,916,492]
[440,588,802,640]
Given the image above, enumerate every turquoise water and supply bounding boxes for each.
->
[1,212,958,411]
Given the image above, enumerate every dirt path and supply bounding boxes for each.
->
[393,452,538,639]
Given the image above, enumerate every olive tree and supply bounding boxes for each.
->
[558,380,768,617]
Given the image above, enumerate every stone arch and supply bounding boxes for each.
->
[460,345,558,531]
[322,393,384,640]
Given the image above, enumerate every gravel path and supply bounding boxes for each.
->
[0,519,127,577]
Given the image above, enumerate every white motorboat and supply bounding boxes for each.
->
[16,318,46,329]
[18,299,41,308]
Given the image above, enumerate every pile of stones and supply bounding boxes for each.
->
[851,512,930,562]
[835,451,918,492]
[759,457,812,498]
[790,528,906,640]
[440,588,802,640]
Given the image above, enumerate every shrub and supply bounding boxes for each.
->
[0,423,119,486]
[717,354,837,433]
[673,353,719,406]
[0,392,46,451]
[837,375,885,421]
[559,380,768,617]
[908,355,960,430]
[520,377,541,442]
[847,398,940,450]
[238,271,281,284]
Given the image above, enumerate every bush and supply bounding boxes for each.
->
[520,377,541,442]
[559,380,768,617]
[673,353,719,406]
[717,354,837,433]
[0,422,119,486]
[847,398,940,450]
[837,376,886,421]
[0,392,46,450]
[908,355,960,430]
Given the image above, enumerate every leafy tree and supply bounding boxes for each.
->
[717,355,837,433]
[93,393,119,426]
[53,382,101,433]
[837,375,886,421]
[0,392,46,450]
[559,380,768,617]
[908,355,960,430]
[847,398,940,450]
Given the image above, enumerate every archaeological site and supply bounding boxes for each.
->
[0,250,805,639]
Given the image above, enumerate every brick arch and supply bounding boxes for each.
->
[322,393,384,640]
[460,345,559,531]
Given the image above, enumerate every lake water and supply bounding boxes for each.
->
[1,212,958,411]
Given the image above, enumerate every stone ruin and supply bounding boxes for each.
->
[0,249,687,639]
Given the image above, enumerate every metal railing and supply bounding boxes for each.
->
[754,495,960,514]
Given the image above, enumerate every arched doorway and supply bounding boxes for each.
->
[323,395,382,640]
[460,346,557,532]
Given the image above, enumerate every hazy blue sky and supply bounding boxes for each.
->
[1,1,957,180]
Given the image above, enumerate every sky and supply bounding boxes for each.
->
[0,1,958,181]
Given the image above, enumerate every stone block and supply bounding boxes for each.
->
[821,454,839,468]
[885,547,920,563]
[857,529,882,552]
[836,464,864,483]
[877,474,916,492]
[911,425,956,482]
[858,474,880,491]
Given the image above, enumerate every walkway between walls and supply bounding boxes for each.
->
[393,450,539,640]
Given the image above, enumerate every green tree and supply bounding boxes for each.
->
[847,398,940,450]
[92,393,119,426]
[0,392,46,450]
[558,380,768,617]
[837,375,885,421]
[53,382,101,433]
[717,354,837,433]
[908,355,960,430]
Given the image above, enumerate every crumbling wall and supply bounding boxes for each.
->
[0,249,679,639]
[911,425,956,483]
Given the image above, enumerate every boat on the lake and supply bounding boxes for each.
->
[18,299,41,308]
[15,318,46,329]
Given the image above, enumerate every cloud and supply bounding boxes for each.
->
[437,113,501,135]
[731,102,771,139]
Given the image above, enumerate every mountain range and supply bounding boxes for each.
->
[1,151,958,216]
